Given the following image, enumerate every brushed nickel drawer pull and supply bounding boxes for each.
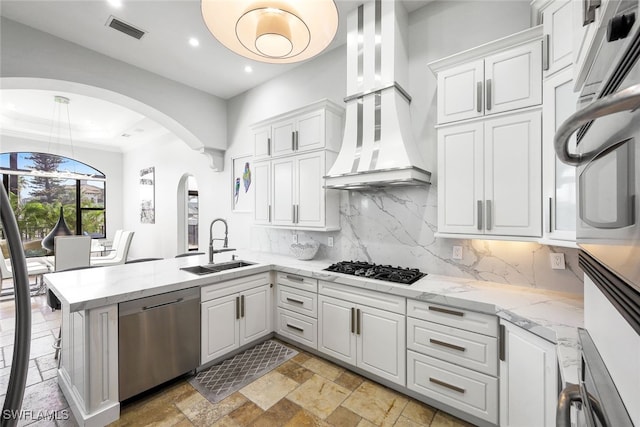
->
[285,274,304,282]
[235,296,240,320]
[267,137,271,156]
[356,308,361,335]
[477,200,483,230]
[291,132,295,151]
[430,338,466,352]
[240,295,245,318]
[476,82,482,113]
[486,78,492,111]
[429,377,466,394]
[286,324,304,333]
[428,306,464,317]
[286,297,304,305]
[351,307,356,333]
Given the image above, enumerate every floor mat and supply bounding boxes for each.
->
[189,339,297,404]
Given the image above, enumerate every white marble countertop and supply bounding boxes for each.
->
[45,250,583,384]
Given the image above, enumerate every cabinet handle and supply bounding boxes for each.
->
[428,305,464,317]
[295,130,299,151]
[235,296,240,320]
[268,205,271,223]
[477,200,483,230]
[549,197,553,233]
[286,297,304,305]
[285,274,304,282]
[486,199,492,231]
[542,34,550,71]
[499,323,506,361]
[356,308,361,335]
[267,137,271,156]
[429,338,466,352]
[291,132,296,151]
[295,205,299,223]
[429,377,466,394]
[240,295,245,318]
[351,307,356,333]
[476,82,483,113]
[286,324,304,333]
[486,79,492,111]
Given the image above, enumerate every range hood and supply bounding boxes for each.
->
[324,0,431,190]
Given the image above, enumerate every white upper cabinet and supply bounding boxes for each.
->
[432,27,543,125]
[540,0,574,77]
[251,99,343,161]
[438,111,542,238]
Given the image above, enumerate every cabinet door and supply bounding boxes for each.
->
[357,304,406,386]
[484,40,542,115]
[317,295,356,366]
[543,0,574,77]
[437,60,484,124]
[543,67,578,242]
[296,110,325,152]
[271,119,296,157]
[437,122,484,234]
[201,294,240,364]
[295,152,325,227]
[499,320,558,427]
[271,157,295,226]
[240,284,272,346]
[484,111,541,237]
[253,126,271,160]
[253,161,271,225]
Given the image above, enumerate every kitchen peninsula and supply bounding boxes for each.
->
[45,253,583,427]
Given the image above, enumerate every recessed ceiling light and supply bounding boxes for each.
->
[107,0,123,8]
[189,37,200,47]
[244,65,253,73]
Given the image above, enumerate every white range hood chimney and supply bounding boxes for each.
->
[324,0,431,190]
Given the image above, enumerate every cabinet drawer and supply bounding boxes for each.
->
[407,318,498,376]
[201,273,270,303]
[276,308,317,349]
[407,350,498,424]
[277,285,317,318]
[319,281,405,315]
[407,300,497,337]
[276,272,318,292]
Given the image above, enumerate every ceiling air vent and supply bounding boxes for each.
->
[106,16,145,40]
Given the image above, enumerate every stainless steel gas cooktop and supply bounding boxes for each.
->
[324,261,426,285]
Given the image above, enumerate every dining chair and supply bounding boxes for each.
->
[90,229,123,262]
[0,246,50,286]
[90,231,134,267]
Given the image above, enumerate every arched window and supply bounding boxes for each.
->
[0,152,106,246]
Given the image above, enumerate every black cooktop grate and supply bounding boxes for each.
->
[324,261,426,285]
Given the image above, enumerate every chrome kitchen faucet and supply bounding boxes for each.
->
[208,218,235,263]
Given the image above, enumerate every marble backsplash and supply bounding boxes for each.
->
[250,185,584,295]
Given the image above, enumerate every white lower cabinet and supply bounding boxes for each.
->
[275,272,319,349]
[499,320,558,427]
[318,282,406,386]
[201,273,272,365]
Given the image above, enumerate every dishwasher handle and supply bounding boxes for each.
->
[143,298,183,311]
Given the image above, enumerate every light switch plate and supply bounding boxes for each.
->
[292,234,298,243]
[550,253,565,270]
[328,237,334,247]
[452,246,463,260]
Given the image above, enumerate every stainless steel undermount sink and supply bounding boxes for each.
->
[180,260,256,275]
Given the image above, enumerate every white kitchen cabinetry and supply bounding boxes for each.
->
[318,281,406,386]
[275,272,319,349]
[438,110,542,238]
[542,66,579,245]
[256,151,339,230]
[201,273,272,365]
[572,0,612,91]
[532,0,574,77]
[431,28,543,125]
[251,99,344,161]
[406,300,499,425]
[499,320,558,427]
[252,100,343,231]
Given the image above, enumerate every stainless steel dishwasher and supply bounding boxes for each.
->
[119,287,200,400]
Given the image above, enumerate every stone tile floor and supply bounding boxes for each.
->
[1,281,474,426]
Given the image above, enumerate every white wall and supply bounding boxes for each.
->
[0,134,124,237]
[0,17,227,152]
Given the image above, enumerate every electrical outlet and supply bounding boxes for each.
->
[452,246,463,260]
[292,234,298,243]
[328,236,334,247]
[550,253,566,270]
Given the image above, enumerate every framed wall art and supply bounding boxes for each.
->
[231,155,253,213]
[139,166,155,224]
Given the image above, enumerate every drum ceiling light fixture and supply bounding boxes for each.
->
[201,0,338,63]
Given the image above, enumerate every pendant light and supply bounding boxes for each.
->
[201,0,338,63]
[41,207,73,251]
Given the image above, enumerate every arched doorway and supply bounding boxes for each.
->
[177,174,198,254]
